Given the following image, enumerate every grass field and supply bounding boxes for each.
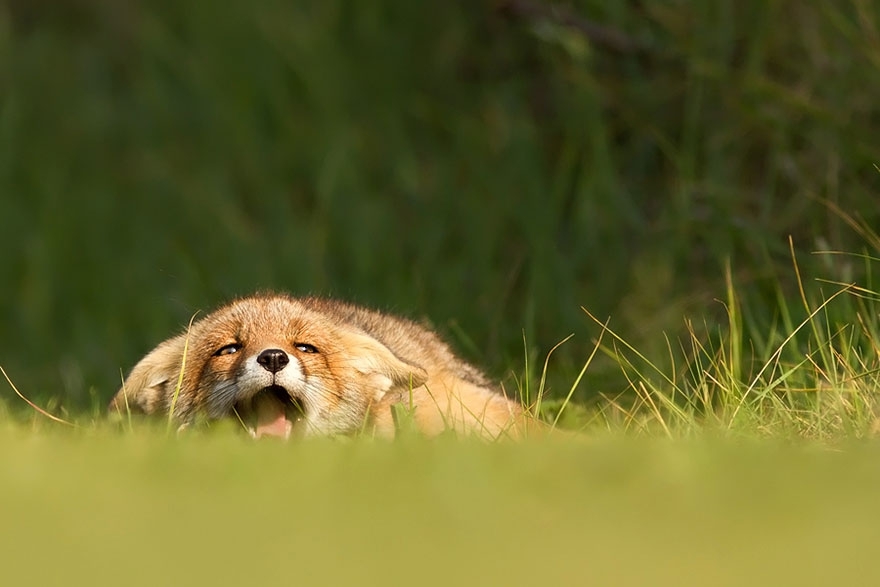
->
[3,426,880,586]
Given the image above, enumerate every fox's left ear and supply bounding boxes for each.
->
[342,331,428,400]
[108,333,188,417]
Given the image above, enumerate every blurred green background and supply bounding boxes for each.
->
[1,0,878,413]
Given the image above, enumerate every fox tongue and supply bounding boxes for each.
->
[252,391,293,439]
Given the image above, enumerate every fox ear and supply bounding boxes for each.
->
[341,331,428,400]
[109,334,188,416]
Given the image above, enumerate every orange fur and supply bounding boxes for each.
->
[110,293,533,439]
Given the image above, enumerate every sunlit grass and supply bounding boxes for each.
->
[2,424,880,586]
[529,245,880,442]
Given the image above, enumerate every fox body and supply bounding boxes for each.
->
[109,293,528,439]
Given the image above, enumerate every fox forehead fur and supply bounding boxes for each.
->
[109,293,528,439]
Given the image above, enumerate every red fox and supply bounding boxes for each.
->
[109,293,533,439]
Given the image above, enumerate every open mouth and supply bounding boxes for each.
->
[234,385,306,440]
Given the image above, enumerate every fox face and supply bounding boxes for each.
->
[110,295,428,438]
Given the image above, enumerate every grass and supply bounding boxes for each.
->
[2,427,880,586]
[519,240,880,443]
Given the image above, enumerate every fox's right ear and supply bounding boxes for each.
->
[108,334,188,417]
[338,330,429,402]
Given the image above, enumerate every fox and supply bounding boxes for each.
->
[109,292,535,439]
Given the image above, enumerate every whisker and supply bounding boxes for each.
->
[205,380,241,417]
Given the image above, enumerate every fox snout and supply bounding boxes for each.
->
[257,348,289,373]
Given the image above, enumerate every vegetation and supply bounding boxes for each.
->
[2,427,880,585]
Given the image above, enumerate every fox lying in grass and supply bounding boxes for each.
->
[109,293,533,439]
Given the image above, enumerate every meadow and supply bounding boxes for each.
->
[3,428,880,586]
[2,2,880,584]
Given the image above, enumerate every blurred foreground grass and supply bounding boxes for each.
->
[2,425,880,586]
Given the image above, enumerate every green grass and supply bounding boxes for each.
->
[2,427,880,586]
[515,241,880,442]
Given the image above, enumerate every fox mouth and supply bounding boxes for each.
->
[234,385,306,440]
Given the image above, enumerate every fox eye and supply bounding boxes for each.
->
[214,343,242,356]
[294,343,318,354]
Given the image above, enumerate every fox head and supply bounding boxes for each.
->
[109,294,428,438]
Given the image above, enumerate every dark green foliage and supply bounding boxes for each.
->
[1,0,877,410]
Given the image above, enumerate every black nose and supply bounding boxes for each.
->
[257,349,290,373]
